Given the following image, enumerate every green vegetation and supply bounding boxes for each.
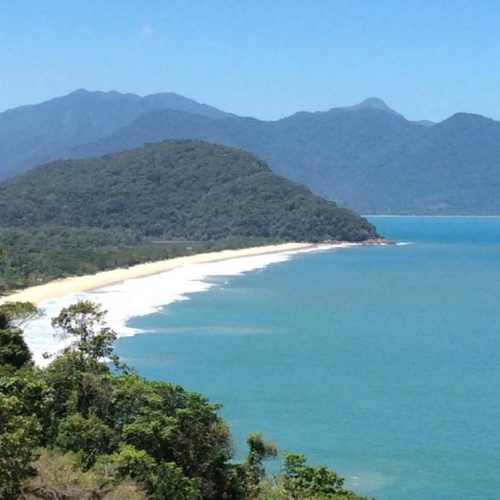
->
[0,140,377,293]
[0,225,272,292]
[0,140,376,241]
[0,300,368,499]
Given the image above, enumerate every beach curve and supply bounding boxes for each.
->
[0,243,313,306]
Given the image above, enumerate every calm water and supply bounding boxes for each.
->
[115,217,500,499]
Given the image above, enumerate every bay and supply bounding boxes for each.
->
[115,217,500,499]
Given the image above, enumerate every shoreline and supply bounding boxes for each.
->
[14,239,384,366]
[0,242,315,306]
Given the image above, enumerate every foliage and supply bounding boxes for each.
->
[0,140,378,242]
[0,328,32,370]
[22,449,146,499]
[51,301,117,364]
[0,226,275,293]
[280,452,366,499]
[0,302,38,370]
[153,462,201,500]
[241,432,278,496]
[0,393,40,499]
[0,301,39,327]
[0,301,367,499]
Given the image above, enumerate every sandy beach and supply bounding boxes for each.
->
[0,242,313,306]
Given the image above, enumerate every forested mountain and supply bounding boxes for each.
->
[0,140,376,242]
[0,89,233,179]
[73,104,500,214]
[2,90,499,213]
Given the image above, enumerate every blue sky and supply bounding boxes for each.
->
[1,0,499,121]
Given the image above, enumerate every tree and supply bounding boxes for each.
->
[281,452,366,500]
[153,462,201,500]
[55,414,116,468]
[242,432,277,495]
[51,300,116,364]
[0,394,40,499]
[0,327,32,370]
[0,302,39,328]
[0,302,38,370]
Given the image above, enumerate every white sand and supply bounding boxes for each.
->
[0,243,312,306]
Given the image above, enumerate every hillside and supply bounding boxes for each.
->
[69,100,500,214]
[0,140,377,242]
[0,89,233,179]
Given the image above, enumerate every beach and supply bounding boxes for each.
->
[0,242,314,306]
[12,241,360,365]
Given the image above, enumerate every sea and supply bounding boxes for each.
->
[26,217,500,499]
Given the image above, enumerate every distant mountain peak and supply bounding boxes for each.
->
[357,97,392,110]
[345,97,403,117]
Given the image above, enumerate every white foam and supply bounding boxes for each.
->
[23,244,355,366]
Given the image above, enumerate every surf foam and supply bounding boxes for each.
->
[22,244,356,366]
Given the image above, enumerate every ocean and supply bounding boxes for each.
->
[27,217,500,498]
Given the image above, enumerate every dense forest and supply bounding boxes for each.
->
[0,226,271,292]
[0,140,376,242]
[0,140,377,292]
[0,300,367,499]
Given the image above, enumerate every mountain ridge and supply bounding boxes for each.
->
[0,89,233,178]
[2,90,500,214]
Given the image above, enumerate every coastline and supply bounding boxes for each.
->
[0,242,314,306]
[9,240,383,365]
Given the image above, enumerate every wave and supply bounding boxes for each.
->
[24,244,349,366]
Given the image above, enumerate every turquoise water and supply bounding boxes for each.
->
[115,217,500,499]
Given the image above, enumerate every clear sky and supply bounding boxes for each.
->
[1,0,499,121]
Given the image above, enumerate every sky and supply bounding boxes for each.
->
[1,0,500,121]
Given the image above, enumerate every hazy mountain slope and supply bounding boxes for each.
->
[70,105,423,208]
[349,113,500,213]
[74,102,500,214]
[0,140,377,242]
[0,89,233,178]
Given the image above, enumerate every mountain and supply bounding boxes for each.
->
[0,140,377,242]
[68,101,500,214]
[343,97,403,117]
[0,89,233,178]
[2,91,500,214]
[66,103,421,211]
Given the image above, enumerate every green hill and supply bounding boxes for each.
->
[0,140,376,242]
